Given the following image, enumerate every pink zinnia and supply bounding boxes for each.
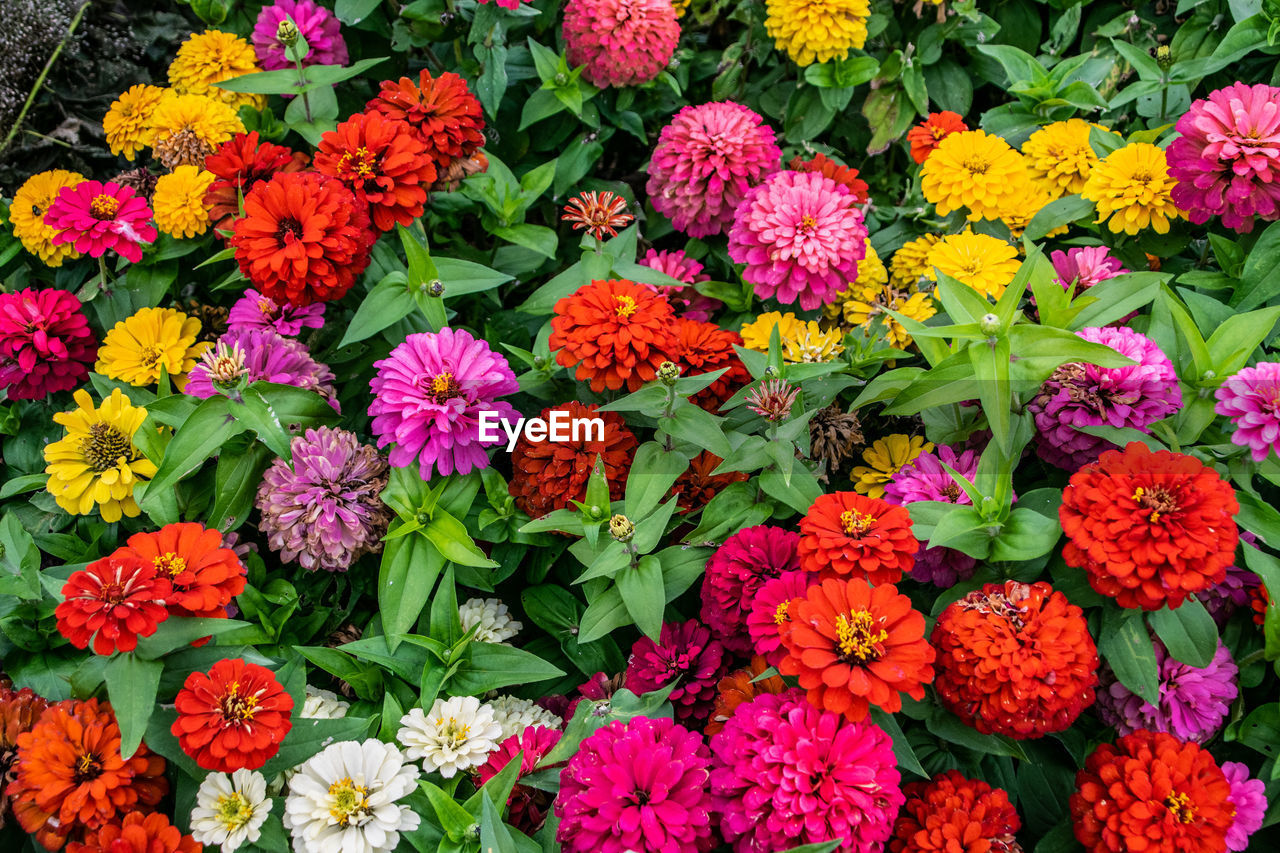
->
[710,689,904,852]
[1028,326,1181,470]
[728,169,867,310]
[883,446,983,588]
[477,0,528,7]
[745,568,816,666]
[647,102,781,238]
[1051,246,1129,293]
[562,0,680,88]
[1222,761,1268,852]
[475,726,562,834]
[186,327,338,410]
[0,288,96,399]
[368,327,518,479]
[227,288,325,337]
[44,180,157,263]
[623,619,726,722]
[252,0,348,70]
[700,525,801,655]
[1168,82,1280,233]
[1215,362,1280,461]
[555,716,715,853]
[639,248,721,321]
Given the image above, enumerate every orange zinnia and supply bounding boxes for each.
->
[115,522,245,622]
[67,812,201,853]
[172,658,293,772]
[549,278,679,392]
[796,491,918,584]
[705,655,787,736]
[778,576,934,720]
[789,151,869,203]
[670,317,751,412]
[366,70,486,171]
[314,111,436,232]
[0,684,49,827]
[908,111,968,164]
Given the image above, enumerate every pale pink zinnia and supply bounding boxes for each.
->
[44,180,157,263]
[562,0,680,88]
[1215,362,1280,461]
[1050,246,1129,293]
[1168,82,1280,233]
[728,169,867,310]
[252,0,349,70]
[639,248,721,321]
[647,101,781,238]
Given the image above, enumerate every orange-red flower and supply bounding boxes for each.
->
[172,658,293,772]
[705,655,786,737]
[549,278,679,392]
[0,685,49,829]
[932,580,1099,739]
[891,769,1022,853]
[68,812,201,853]
[314,111,436,232]
[670,450,748,514]
[789,151,869,203]
[229,171,373,307]
[1070,730,1235,853]
[115,522,245,622]
[796,491,918,584]
[366,70,486,171]
[509,402,637,519]
[908,111,969,164]
[55,554,172,656]
[1060,442,1240,611]
[670,317,752,412]
[778,576,935,720]
[203,131,309,233]
[9,698,168,850]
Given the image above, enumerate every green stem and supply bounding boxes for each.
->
[0,1,90,156]
[1159,72,1169,124]
[294,57,313,124]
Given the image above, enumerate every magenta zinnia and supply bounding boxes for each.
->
[623,620,726,723]
[185,327,338,409]
[0,288,96,400]
[252,0,348,70]
[1097,637,1238,743]
[44,180,157,263]
[1215,362,1280,461]
[226,287,325,337]
[883,445,982,587]
[745,568,817,666]
[700,525,802,656]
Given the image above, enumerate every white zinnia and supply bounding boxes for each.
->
[302,686,351,720]
[458,597,523,643]
[190,768,272,853]
[488,694,563,741]
[282,738,421,853]
[397,695,503,778]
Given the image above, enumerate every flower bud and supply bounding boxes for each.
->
[428,279,445,297]
[1155,45,1174,71]
[276,18,300,48]
[609,513,635,543]
[979,313,1001,336]
[657,361,680,385]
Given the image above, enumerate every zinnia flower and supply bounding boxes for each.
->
[458,597,522,643]
[933,580,1099,739]
[475,727,561,834]
[562,0,680,88]
[1070,730,1234,853]
[74,812,200,853]
[96,306,209,390]
[891,770,1022,853]
[368,327,518,479]
[9,170,85,266]
[1051,245,1129,294]
[149,91,246,170]
[890,233,941,288]
[921,129,1031,220]
[705,656,787,737]
[556,716,715,853]
[883,445,982,587]
[152,165,215,239]
[1215,362,1280,461]
[0,288,95,399]
[739,311,845,363]
[0,685,49,829]
[710,689,903,852]
[282,739,420,853]
[115,522,246,622]
[1168,82,1280,233]
[256,426,391,573]
[798,490,918,583]
[1022,118,1102,197]
[1060,442,1240,610]
[765,0,870,66]
[1097,637,1238,742]
[1222,761,1268,852]
[745,570,815,666]
[778,576,934,720]
[186,327,338,406]
[728,169,867,310]
[562,190,634,240]
[1082,142,1182,234]
[253,0,349,70]
[173,659,293,772]
[301,687,350,721]
[397,696,502,778]
[851,434,933,499]
[314,111,436,232]
[838,279,937,351]
[907,110,968,164]
[701,525,802,655]
[638,248,720,321]
[509,402,637,518]
[227,288,324,336]
[487,695,561,741]
[624,620,727,722]
[670,450,748,512]
[44,180,157,263]
[44,389,157,523]
[190,768,272,853]
[103,85,165,161]
[203,132,311,233]
[669,317,751,411]
[789,151,869,201]
[1029,326,1181,471]
[549,278,679,392]
[365,70,485,172]
[168,29,264,111]
[925,231,1021,300]
[647,101,781,238]
[744,377,800,421]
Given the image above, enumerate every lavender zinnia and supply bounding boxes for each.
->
[1215,362,1280,461]
[1096,636,1238,742]
[185,327,338,410]
[882,445,982,587]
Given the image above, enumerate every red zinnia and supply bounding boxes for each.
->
[475,726,564,834]
[1060,442,1239,610]
[55,555,172,656]
[908,111,969,164]
[68,812,201,853]
[562,190,634,240]
[115,522,245,623]
[932,580,1099,739]
[796,491,918,584]
[549,278,679,392]
[0,685,50,829]
[203,131,309,233]
[670,450,748,514]
[891,769,1022,853]
[366,70,486,171]
[508,402,637,519]
[778,576,935,721]
[789,151,869,203]
[229,171,373,307]
[1070,730,1235,853]
[670,317,752,412]
[9,698,168,850]
[705,655,787,737]
[314,111,436,232]
[171,658,293,772]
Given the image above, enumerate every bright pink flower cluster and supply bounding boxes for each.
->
[1215,362,1280,461]
[562,0,680,88]
[0,288,96,399]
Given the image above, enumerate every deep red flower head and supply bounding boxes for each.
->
[475,726,564,834]
[171,658,293,772]
[1070,730,1235,853]
[891,769,1022,853]
[705,655,787,737]
[56,555,172,656]
[0,288,97,399]
[116,522,245,623]
[314,111,436,232]
[1060,442,1239,610]
[623,619,728,722]
[670,450,748,514]
[204,131,310,233]
[700,524,802,656]
[932,580,1099,740]
[789,151,869,203]
[366,70,486,171]
[550,278,680,393]
[797,491,918,584]
[908,111,969,164]
[67,812,202,853]
[670,317,752,412]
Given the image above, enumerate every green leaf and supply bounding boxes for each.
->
[1069,272,1166,330]
[617,554,666,640]
[661,403,731,458]
[449,643,565,694]
[142,396,245,507]
[259,715,376,778]
[208,441,272,532]
[379,534,446,646]
[434,257,513,297]
[989,507,1062,562]
[214,57,388,94]
[1148,597,1218,668]
[423,510,498,568]
[105,653,163,759]
[869,708,927,777]
[338,273,415,347]
[1100,605,1160,704]
[230,387,296,460]
[623,443,688,519]
[928,707,1029,760]
[1024,194,1095,242]
[132,617,250,659]
[1205,305,1280,374]
[481,791,519,853]
[0,513,42,600]
[335,0,382,24]
[492,224,559,259]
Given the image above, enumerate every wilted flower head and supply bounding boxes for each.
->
[562,190,634,240]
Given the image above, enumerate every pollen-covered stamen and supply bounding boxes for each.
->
[1132,485,1178,523]
[426,371,462,403]
[834,609,888,664]
[773,600,790,626]
[218,682,261,724]
[90,194,121,219]
[216,791,255,831]
[327,777,371,827]
[839,508,874,536]
[614,295,638,318]
[1165,791,1197,824]
[80,421,135,472]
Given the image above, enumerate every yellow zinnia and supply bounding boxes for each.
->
[96,307,210,389]
[999,180,1063,239]
[921,129,1031,220]
[103,84,167,160]
[825,245,890,324]
[149,91,245,170]
[889,234,941,289]
[765,0,870,66]
[740,311,843,363]
[44,389,158,522]
[851,434,933,499]
[841,283,937,350]
[740,311,808,351]
[1021,119,1100,198]
[1081,142,1182,235]
[8,170,84,267]
[168,29,265,112]
[926,232,1022,301]
[153,166,216,239]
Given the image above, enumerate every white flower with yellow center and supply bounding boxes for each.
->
[458,597,523,644]
[302,686,351,720]
[191,768,271,853]
[487,694,564,741]
[397,695,503,778]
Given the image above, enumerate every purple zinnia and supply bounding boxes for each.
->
[227,287,325,336]
[185,326,338,410]
[555,716,715,853]
[1028,326,1181,470]
[883,445,983,587]
[700,525,801,655]
[623,620,726,723]
[1050,246,1129,293]
[368,327,519,480]
[1215,362,1280,461]
[252,0,349,71]
[1222,760,1268,852]
[255,426,391,572]
[745,568,816,667]
[1199,532,1263,625]
[1096,636,1238,743]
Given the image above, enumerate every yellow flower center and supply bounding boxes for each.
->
[328,777,370,826]
[436,715,472,744]
[428,372,462,403]
[773,601,790,626]
[615,295,638,318]
[963,156,991,175]
[219,682,259,723]
[1131,486,1177,523]
[839,509,874,536]
[154,552,187,578]
[215,792,255,831]
[75,753,102,781]
[800,214,818,232]
[340,146,378,178]
[90,194,120,219]
[835,610,888,664]
[140,345,165,370]
[80,422,134,472]
[1165,791,1197,824]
